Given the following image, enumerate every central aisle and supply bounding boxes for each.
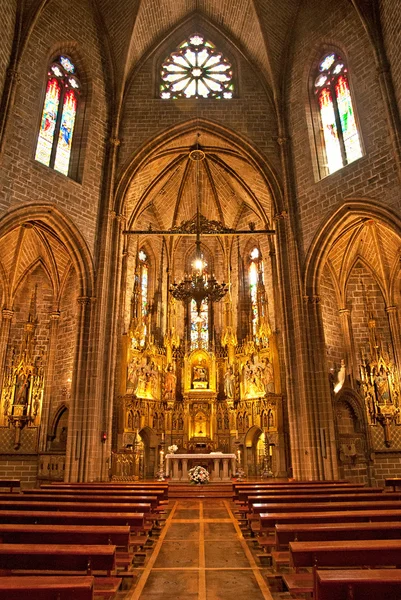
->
[128,499,274,600]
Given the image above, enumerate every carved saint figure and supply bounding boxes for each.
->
[164,364,177,402]
[14,366,31,407]
[224,366,235,399]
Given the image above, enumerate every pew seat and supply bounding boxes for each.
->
[0,480,20,493]
[0,576,94,600]
[315,569,401,600]
[0,544,121,597]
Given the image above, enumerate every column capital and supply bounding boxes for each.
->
[77,296,96,306]
[303,294,321,304]
[338,307,351,316]
[2,308,14,320]
[49,311,60,321]
[386,305,398,314]
[108,137,121,147]
[273,210,288,221]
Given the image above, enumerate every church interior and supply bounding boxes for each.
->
[0,0,401,597]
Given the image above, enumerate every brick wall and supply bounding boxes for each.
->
[0,0,108,252]
[0,0,16,99]
[320,263,345,367]
[118,33,279,176]
[0,455,38,487]
[345,263,392,360]
[287,0,401,254]
[380,0,401,116]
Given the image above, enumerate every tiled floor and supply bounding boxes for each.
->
[127,499,274,600]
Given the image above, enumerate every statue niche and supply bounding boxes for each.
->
[183,349,216,393]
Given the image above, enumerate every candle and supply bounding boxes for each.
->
[162,433,165,441]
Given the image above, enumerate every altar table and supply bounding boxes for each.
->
[165,453,237,481]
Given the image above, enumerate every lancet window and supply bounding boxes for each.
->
[138,250,149,343]
[313,52,362,176]
[35,56,81,177]
[249,247,263,337]
[160,34,234,99]
[190,298,209,349]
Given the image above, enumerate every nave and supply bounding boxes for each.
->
[130,497,272,600]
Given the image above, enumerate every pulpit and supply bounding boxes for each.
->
[166,453,236,481]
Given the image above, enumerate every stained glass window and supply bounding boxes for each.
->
[191,299,209,349]
[249,248,260,337]
[35,56,80,176]
[314,52,362,175]
[160,34,233,99]
[139,250,148,345]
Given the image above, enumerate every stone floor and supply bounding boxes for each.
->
[123,498,279,600]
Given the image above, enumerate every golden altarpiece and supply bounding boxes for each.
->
[113,244,285,480]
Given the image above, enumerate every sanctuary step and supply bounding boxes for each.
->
[167,482,233,498]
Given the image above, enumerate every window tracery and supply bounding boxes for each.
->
[160,34,234,99]
[35,56,81,177]
[314,52,362,176]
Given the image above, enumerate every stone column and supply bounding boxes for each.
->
[222,458,230,481]
[38,311,60,451]
[64,296,95,482]
[231,457,236,476]
[172,457,180,481]
[338,307,357,383]
[386,306,401,371]
[0,309,13,376]
[181,458,188,480]
[213,457,221,481]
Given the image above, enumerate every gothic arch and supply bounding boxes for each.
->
[115,117,283,219]
[304,199,401,298]
[0,203,95,299]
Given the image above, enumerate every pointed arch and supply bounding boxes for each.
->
[304,199,401,304]
[0,203,95,299]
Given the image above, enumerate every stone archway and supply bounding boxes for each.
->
[334,388,371,485]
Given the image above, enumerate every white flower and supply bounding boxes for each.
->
[188,465,210,484]
[168,444,178,453]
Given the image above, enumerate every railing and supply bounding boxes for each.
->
[111,449,143,480]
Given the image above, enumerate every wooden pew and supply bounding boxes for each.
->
[283,539,401,595]
[0,524,136,574]
[26,487,167,501]
[0,523,130,547]
[0,544,121,597]
[385,478,401,492]
[8,493,159,509]
[268,520,401,570]
[236,486,379,502]
[259,508,401,530]
[315,569,401,600]
[275,521,401,548]
[0,576,94,600]
[251,499,401,515]
[245,492,401,513]
[0,500,153,514]
[0,479,21,493]
[44,483,169,499]
[0,510,145,532]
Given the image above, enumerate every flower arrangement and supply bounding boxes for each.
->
[168,444,178,454]
[188,465,210,484]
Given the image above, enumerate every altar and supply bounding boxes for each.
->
[165,453,237,481]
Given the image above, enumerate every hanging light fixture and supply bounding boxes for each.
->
[169,145,229,314]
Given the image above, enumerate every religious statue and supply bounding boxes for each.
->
[224,366,235,399]
[164,364,177,402]
[14,366,31,408]
[261,357,275,393]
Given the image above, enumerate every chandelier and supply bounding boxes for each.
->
[169,147,229,314]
